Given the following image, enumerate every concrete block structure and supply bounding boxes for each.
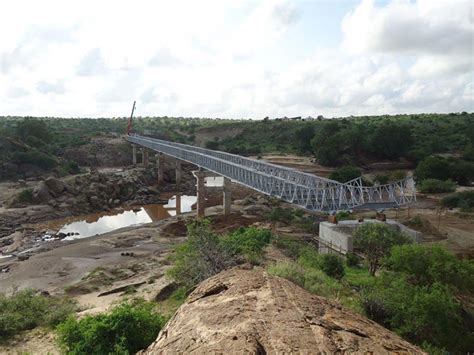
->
[319,219,422,254]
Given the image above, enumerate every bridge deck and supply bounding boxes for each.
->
[127,134,416,212]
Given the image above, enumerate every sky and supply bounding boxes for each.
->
[0,0,472,118]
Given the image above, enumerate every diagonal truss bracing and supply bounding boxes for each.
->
[127,134,416,212]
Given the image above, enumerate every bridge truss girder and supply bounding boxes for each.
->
[127,134,416,212]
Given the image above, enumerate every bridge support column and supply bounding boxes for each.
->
[156,153,164,184]
[223,177,231,215]
[176,192,181,215]
[193,170,206,218]
[142,149,149,168]
[132,145,137,166]
[175,160,182,187]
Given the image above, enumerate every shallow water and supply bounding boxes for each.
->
[39,194,197,240]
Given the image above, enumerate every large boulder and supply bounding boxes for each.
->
[45,177,66,195]
[32,181,52,203]
[142,267,423,354]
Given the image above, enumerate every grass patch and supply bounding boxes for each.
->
[17,188,33,203]
[0,289,77,340]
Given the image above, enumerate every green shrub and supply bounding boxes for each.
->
[65,160,81,174]
[329,166,361,182]
[57,299,166,354]
[415,156,451,181]
[361,273,472,352]
[168,220,270,290]
[417,179,456,193]
[0,289,76,339]
[345,253,362,267]
[386,244,474,292]
[336,210,353,221]
[266,207,294,224]
[167,220,237,290]
[11,151,56,170]
[441,191,474,212]
[268,261,344,300]
[272,236,307,259]
[354,223,411,275]
[17,188,33,203]
[373,174,389,184]
[221,227,271,263]
[390,170,406,181]
[319,254,345,280]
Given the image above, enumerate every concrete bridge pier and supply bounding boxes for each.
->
[175,160,182,187]
[175,192,182,215]
[132,145,137,166]
[192,170,232,217]
[142,149,149,168]
[223,177,231,215]
[156,153,164,184]
[193,170,206,218]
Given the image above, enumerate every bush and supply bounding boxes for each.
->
[441,191,474,212]
[168,220,271,289]
[0,289,76,339]
[205,140,219,150]
[417,179,456,193]
[11,151,57,170]
[373,174,389,184]
[415,156,451,181]
[361,273,472,352]
[167,220,238,290]
[268,261,344,300]
[17,188,33,203]
[266,207,294,225]
[354,223,411,275]
[346,253,362,267]
[57,299,166,354]
[319,254,345,280]
[386,244,474,292]
[336,210,353,221]
[221,227,271,263]
[329,166,361,183]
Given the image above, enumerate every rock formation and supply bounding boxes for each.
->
[143,267,424,354]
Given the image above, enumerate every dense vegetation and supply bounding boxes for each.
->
[0,289,77,339]
[57,299,167,354]
[270,233,474,353]
[1,113,473,186]
[168,220,271,291]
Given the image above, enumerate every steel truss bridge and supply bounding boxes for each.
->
[126,134,416,212]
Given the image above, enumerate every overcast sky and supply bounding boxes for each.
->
[0,0,472,118]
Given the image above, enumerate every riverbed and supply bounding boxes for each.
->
[34,194,197,240]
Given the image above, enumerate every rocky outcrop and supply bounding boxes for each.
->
[32,181,52,203]
[44,177,66,195]
[143,267,424,354]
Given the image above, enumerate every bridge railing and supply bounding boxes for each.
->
[127,134,416,212]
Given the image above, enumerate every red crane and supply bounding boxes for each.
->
[126,101,136,135]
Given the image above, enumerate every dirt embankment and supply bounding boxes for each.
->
[143,266,423,354]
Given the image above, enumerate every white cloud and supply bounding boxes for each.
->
[76,48,107,76]
[37,80,66,94]
[0,0,472,118]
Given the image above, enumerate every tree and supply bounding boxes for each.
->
[295,124,315,153]
[319,254,345,280]
[15,118,51,143]
[329,166,361,182]
[354,223,411,275]
[414,156,451,181]
[386,244,474,292]
[369,123,413,159]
